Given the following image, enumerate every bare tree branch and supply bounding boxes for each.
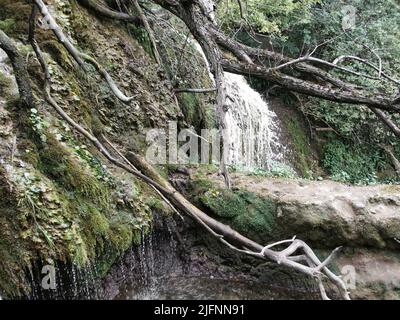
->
[173,87,217,93]
[130,0,163,65]
[333,55,400,86]
[77,0,143,24]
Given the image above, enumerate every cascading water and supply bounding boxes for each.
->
[224,73,287,169]
[192,42,288,170]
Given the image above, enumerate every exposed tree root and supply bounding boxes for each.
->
[79,52,135,103]
[77,0,143,25]
[0,30,34,109]
[131,0,162,65]
[173,87,217,94]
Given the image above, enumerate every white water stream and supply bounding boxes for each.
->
[193,42,288,170]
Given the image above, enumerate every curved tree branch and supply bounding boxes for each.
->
[79,52,136,103]
[173,87,217,93]
[333,55,400,86]
[34,0,86,69]
[77,0,143,25]
[0,30,35,109]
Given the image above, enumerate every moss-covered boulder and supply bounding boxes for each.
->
[173,169,279,244]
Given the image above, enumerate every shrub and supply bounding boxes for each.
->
[322,139,385,185]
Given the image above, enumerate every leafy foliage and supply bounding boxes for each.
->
[219,0,400,183]
[322,138,386,184]
[246,162,297,178]
[217,0,319,35]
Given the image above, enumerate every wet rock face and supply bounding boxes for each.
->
[0,0,217,297]
[0,0,188,297]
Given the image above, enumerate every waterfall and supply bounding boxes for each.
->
[224,73,287,169]
[192,41,288,170]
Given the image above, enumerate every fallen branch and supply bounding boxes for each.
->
[101,133,184,220]
[222,58,400,112]
[79,52,135,103]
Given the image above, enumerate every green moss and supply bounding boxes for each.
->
[0,18,16,33]
[285,117,312,176]
[189,175,278,243]
[0,1,31,37]
[127,25,154,58]
[179,93,200,126]
[0,124,157,297]
[177,93,215,131]
[18,138,40,167]
[109,222,134,253]
[42,40,74,71]
[145,196,165,211]
[0,72,12,97]
[38,133,111,208]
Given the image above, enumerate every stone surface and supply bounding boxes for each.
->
[206,173,400,249]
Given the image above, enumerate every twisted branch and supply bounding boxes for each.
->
[77,0,143,24]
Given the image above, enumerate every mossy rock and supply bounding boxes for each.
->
[285,117,313,176]
[187,175,278,243]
